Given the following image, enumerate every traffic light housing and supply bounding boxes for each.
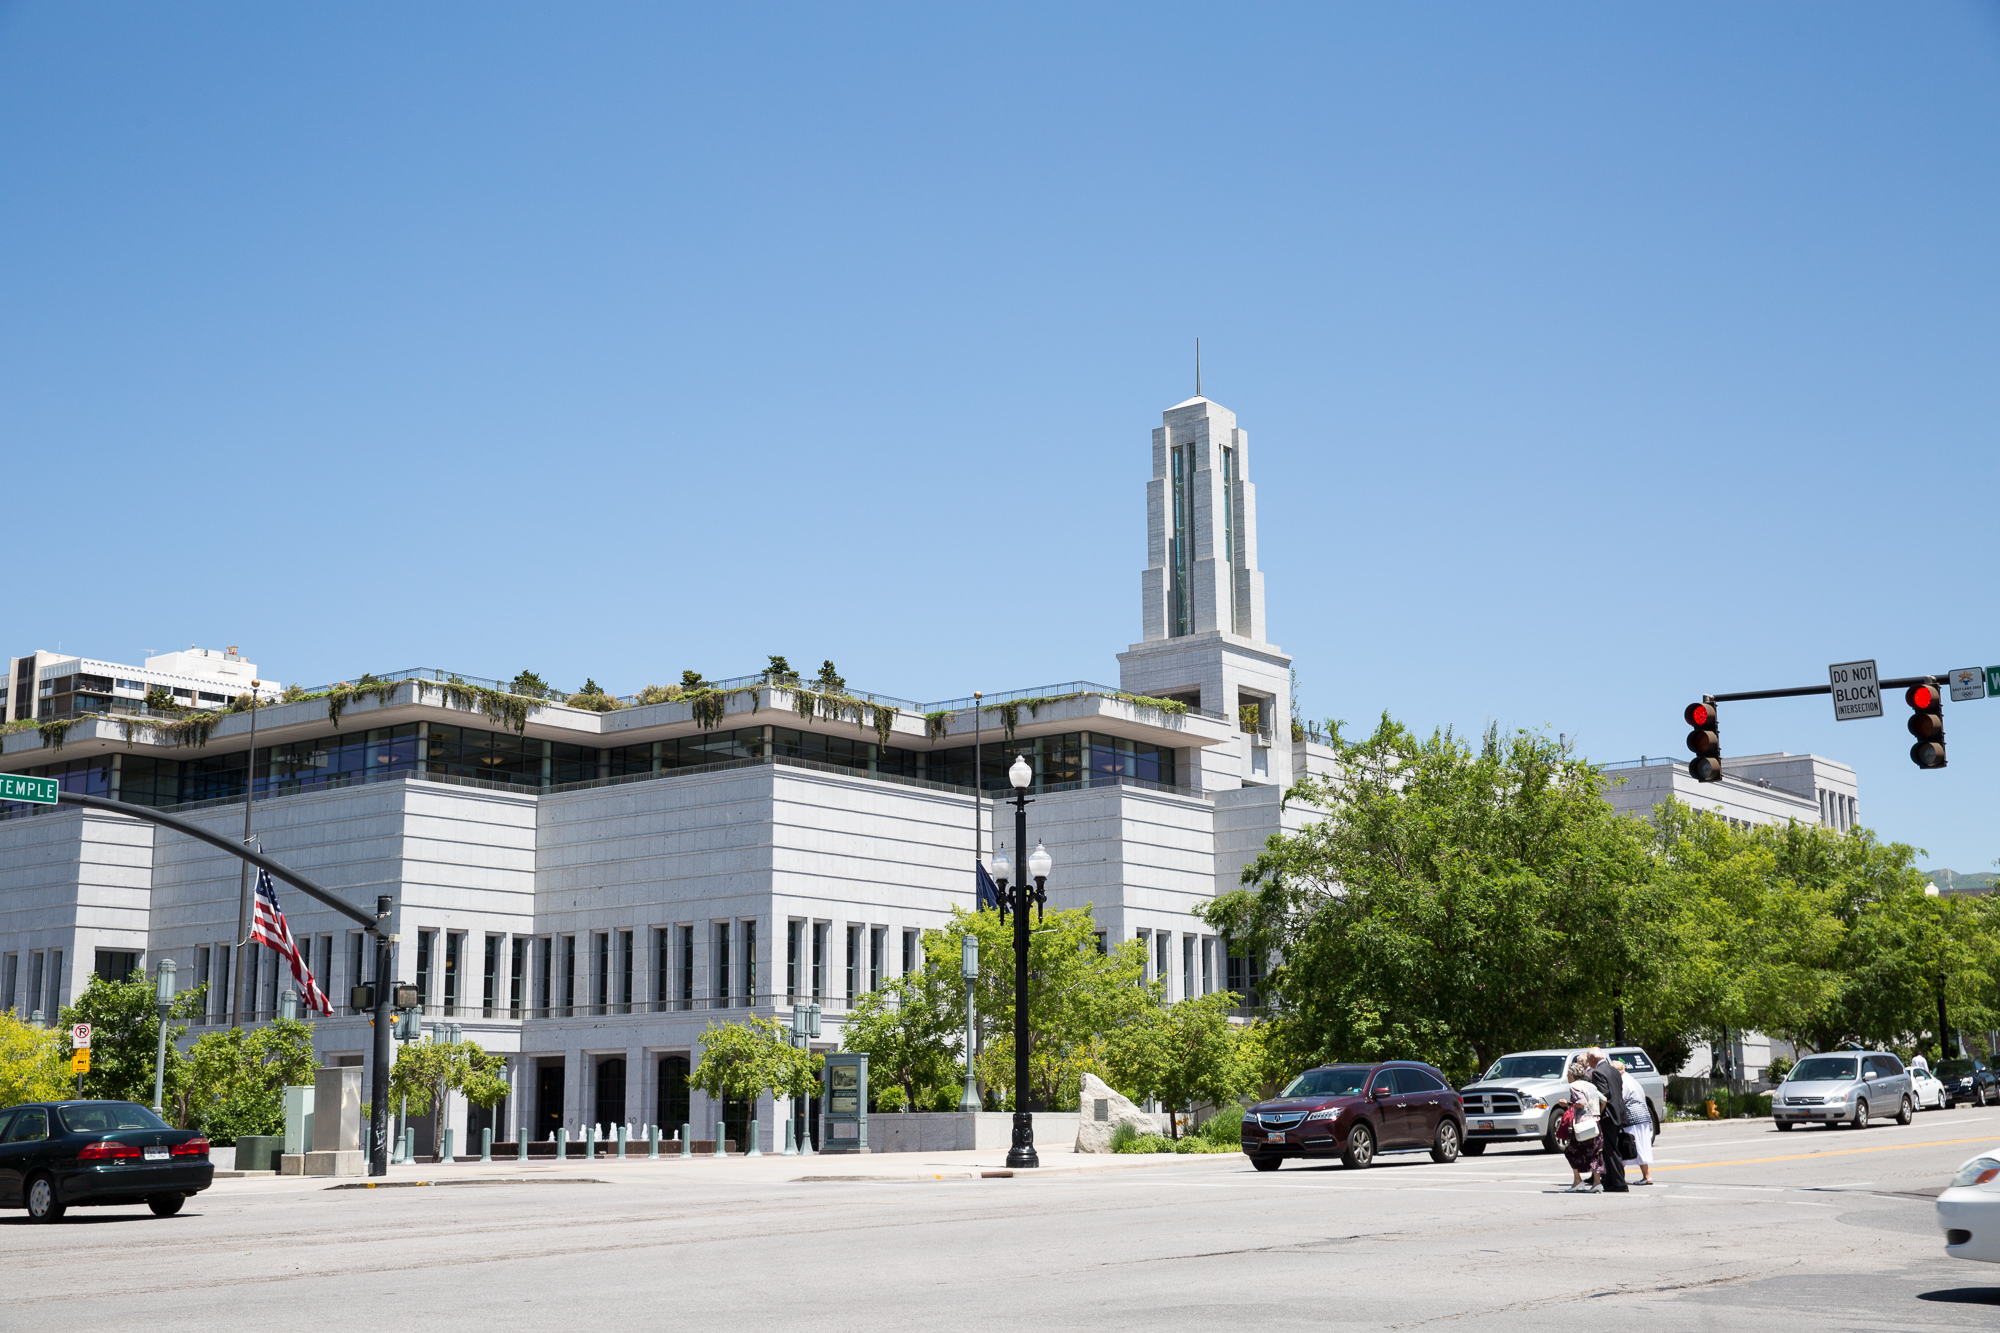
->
[1684,699,1722,782]
[1907,680,1946,769]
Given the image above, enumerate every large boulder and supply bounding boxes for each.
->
[1074,1072,1157,1153]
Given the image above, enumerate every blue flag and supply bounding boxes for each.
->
[975,861,1002,911]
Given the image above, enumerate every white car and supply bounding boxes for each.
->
[1912,1068,1951,1111]
[1938,1150,2000,1264]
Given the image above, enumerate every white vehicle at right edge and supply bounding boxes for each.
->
[1938,1150,2000,1264]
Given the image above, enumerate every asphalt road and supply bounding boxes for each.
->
[7,1108,2000,1331]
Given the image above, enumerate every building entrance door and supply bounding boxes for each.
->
[596,1057,626,1129]
[536,1062,565,1141]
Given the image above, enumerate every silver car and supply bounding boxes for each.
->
[1774,1050,1915,1130]
[1458,1047,1666,1155]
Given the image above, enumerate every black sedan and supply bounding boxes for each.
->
[1937,1058,2000,1109]
[1242,1061,1466,1171]
[0,1100,214,1222]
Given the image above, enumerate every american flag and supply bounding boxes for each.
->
[249,868,331,1016]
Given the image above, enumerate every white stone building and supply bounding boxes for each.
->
[0,394,1319,1154]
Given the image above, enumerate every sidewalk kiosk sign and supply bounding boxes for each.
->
[822,1052,869,1154]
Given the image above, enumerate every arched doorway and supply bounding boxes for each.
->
[596,1057,626,1128]
[658,1054,690,1138]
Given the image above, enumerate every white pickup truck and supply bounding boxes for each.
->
[1456,1047,1667,1155]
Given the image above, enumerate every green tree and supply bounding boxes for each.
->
[814,660,846,696]
[0,1012,69,1106]
[932,905,1149,1111]
[181,1018,316,1140]
[1208,717,1653,1083]
[509,670,550,699]
[763,656,797,684]
[679,669,710,691]
[1102,991,1245,1137]
[389,1037,509,1121]
[692,1016,821,1110]
[58,971,208,1107]
[841,963,965,1109]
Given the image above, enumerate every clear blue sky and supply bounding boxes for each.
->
[4,4,1997,871]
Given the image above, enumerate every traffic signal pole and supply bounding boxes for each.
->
[1685,668,1957,780]
[1706,674,1950,703]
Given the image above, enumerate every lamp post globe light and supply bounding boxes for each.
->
[958,933,981,1112]
[150,959,177,1115]
[991,753,1053,1169]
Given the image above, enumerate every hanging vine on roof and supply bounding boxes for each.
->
[925,710,950,741]
[37,718,73,753]
[999,702,1020,743]
[690,690,728,730]
[872,704,898,748]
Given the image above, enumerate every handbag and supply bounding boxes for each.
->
[1573,1108,1599,1141]
[1616,1129,1638,1159]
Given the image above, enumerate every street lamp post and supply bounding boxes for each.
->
[958,933,981,1112]
[150,959,177,1116]
[790,1002,821,1155]
[991,754,1052,1169]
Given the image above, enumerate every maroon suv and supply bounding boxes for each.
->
[1242,1061,1466,1172]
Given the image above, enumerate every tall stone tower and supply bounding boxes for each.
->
[1118,395,1292,790]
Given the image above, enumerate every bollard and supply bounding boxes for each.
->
[680,1122,691,1158]
[649,1124,659,1159]
[782,1118,795,1155]
[617,1123,627,1159]
[800,1112,814,1157]
[584,1123,595,1159]
[363,1127,371,1163]
[442,1127,454,1164]
[517,1126,527,1162]
[481,1127,492,1163]
[404,1126,416,1164]
[746,1118,761,1157]
[714,1118,727,1158]
[556,1126,568,1161]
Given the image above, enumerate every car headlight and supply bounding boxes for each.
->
[1950,1158,2000,1188]
[1305,1106,1339,1122]
[1520,1096,1548,1110]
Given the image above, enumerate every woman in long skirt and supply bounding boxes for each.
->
[1614,1059,1655,1185]
[1562,1058,1605,1192]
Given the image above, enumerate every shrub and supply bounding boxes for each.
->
[1765,1056,1793,1083]
[1198,1104,1245,1144]
[1109,1120,1139,1152]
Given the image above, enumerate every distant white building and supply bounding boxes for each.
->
[1600,751,1859,834]
[0,393,1319,1154]
[6,646,278,726]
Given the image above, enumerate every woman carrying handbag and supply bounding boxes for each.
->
[1561,1057,1605,1192]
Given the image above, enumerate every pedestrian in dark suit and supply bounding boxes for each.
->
[1586,1048,1630,1193]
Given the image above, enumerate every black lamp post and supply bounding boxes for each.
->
[990,753,1053,1170]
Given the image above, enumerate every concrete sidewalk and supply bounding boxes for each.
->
[207,1141,1232,1193]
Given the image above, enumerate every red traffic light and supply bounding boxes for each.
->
[1683,699,1721,782]
[1906,684,1935,710]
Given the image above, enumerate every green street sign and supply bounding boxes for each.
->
[0,773,59,805]
[1989,665,2000,698]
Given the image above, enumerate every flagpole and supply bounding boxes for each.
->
[229,678,261,1029]
[972,692,983,873]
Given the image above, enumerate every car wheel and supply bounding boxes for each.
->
[1431,1120,1461,1164]
[148,1195,185,1218]
[1460,1141,1487,1156]
[1341,1123,1376,1170]
[26,1175,65,1223]
[1249,1154,1281,1173]
[1897,1095,1914,1126]
[1852,1099,1869,1130]
[1776,1121,1794,1131]
[1944,1096,1955,1111]
[1979,1086,1990,1109]
[1541,1132,1561,1154]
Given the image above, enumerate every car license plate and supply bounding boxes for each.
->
[1475,1120,1493,1131]
[144,1146,168,1161]
[1267,1132,1285,1142]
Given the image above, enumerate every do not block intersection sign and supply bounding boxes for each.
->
[1829,660,1883,721]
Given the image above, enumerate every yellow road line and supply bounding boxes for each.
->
[1653,1135,1994,1172]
